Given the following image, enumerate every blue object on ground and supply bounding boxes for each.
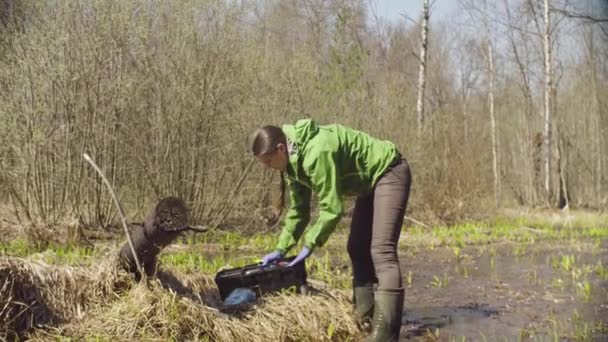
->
[224,287,257,306]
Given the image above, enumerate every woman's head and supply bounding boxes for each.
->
[250,125,290,226]
[250,125,289,172]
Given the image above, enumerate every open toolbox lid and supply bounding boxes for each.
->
[215,256,307,300]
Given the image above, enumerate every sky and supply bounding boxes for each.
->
[368,0,460,25]
[371,0,608,25]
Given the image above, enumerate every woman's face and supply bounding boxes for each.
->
[255,143,288,172]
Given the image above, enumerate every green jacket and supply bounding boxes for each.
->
[276,119,398,254]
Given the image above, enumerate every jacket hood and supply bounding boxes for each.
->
[282,119,320,149]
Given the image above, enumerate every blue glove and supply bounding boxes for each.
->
[261,251,283,266]
[287,247,311,267]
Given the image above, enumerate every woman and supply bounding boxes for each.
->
[250,118,411,342]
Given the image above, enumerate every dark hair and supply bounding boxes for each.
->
[250,126,287,226]
[250,125,286,156]
[250,126,288,226]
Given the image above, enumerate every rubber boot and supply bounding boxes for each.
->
[367,288,404,342]
[353,285,375,331]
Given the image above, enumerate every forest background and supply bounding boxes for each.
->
[0,0,606,236]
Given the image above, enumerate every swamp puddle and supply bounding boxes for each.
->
[164,238,607,340]
[399,241,608,340]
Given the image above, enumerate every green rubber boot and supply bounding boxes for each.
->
[353,285,375,331]
[367,288,404,342]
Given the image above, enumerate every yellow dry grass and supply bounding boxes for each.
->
[0,249,360,341]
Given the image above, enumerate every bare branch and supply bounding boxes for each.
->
[83,153,145,280]
[551,7,608,23]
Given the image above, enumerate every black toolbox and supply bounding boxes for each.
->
[215,256,307,300]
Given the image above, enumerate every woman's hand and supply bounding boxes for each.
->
[261,251,283,266]
[287,247,311,267]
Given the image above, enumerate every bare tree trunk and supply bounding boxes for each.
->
[416,0,430,132]
[556,134,569,209]
[587,29,603,205]
[542,0,553,205]
[504,0,536,205]
[488,42,500,205]
[478,0,500,205]
[596,99,603,206]
[463,98,469,146]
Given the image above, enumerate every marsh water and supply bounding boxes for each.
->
[398,241,608,341]
[186,237,607,341]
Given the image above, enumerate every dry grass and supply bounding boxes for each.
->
[0,247,131,340]
[0,250,360,341]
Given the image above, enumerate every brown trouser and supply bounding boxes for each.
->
[347,155,411,289]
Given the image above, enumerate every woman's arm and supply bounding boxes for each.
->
[275,179,312,254]
[303,151,344,251]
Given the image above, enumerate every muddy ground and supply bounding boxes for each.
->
[399,241,608,341]
[171,234,607,341]
[1,211,607,341]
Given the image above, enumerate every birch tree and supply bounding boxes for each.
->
[415,0,431,131]
[584,27,604,205]
[556,0,607,206]
[542,0,553,205]
[503,0,536,205]
[482,0,500,206]
[461,0,500,205]
[487,40,499,205]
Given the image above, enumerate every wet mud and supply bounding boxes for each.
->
[399,241,608,340]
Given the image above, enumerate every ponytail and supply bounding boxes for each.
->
[275,172,286,216]
[266,172,285,227]
[250,125,287,227]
